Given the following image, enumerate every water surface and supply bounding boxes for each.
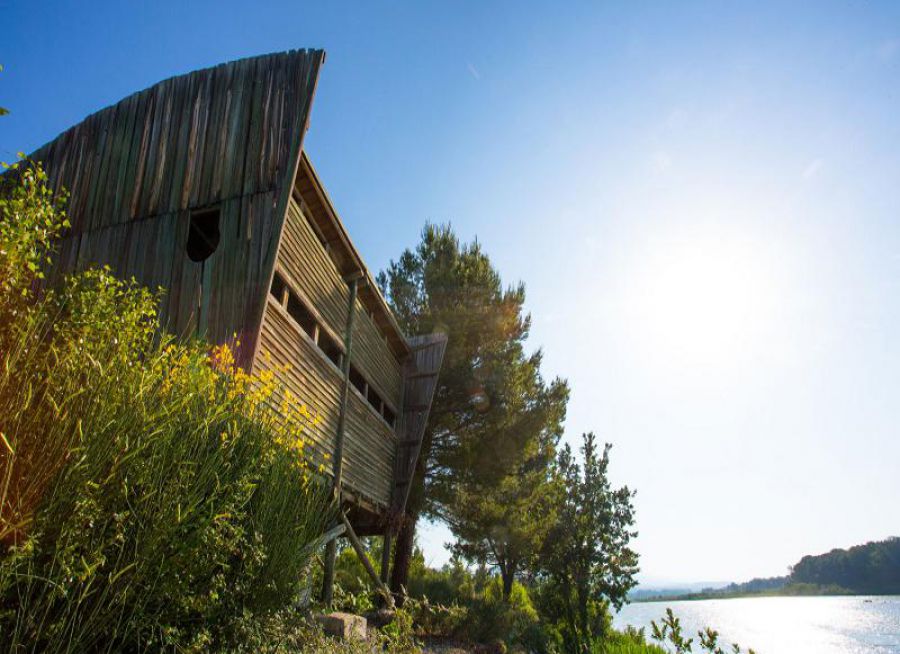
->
[614,596,900,653]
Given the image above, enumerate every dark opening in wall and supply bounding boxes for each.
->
[270,271,287,303]
[383,404,396,429]
[367,385,383,413]
[319,330,343,368]
[349,365,367,395]
[186,206,221,262]
[286,293,317,339]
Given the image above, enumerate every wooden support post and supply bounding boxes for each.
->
[340,512,395,609]
[322,275,360,606]
[380,527,392,585]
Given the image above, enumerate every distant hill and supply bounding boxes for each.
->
[629,581,732,600]
[630,576,789,602]
[633,536,900,602]
[790,536,900,595]
[629,587,698,601]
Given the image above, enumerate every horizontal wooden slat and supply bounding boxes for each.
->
[277,196,403,410]
[255,300,396,509]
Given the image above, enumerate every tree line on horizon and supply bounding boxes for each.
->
[789,536,900,594]
[636,536,900,601]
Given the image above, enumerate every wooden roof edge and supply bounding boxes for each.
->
[29,48,326,166]
[298,151,412,359]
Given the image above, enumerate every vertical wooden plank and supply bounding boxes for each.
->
[187,68,213,209]
[98,94,131,224]
[167,74,197,213]
[222,58,250,199]
[209,64,234,202]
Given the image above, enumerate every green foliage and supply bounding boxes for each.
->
[393,552,539,648]
[226,607,420,654]
[405,578,539,648]
[379,223,569,593]
[332,543,381,609]
[404,597,469,641]
[380,225,538,496]
[779,582,849,595]
[537,433,639,653]
[0,159,69,336]
[379,606,423,654]
[0,161,334,651]
[465,577,540,645]
[597,626,667,654]
[649,608,756,654]
[382,229,641,654]
[407,551,479,606]
[650,609,693,654]
[305,539,385,614]
[789,536,900,594]
[650,536,900,602]
[597,643,666,654]
[448,397,564,599]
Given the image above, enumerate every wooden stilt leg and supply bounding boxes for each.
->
[380,527,392,584]
[322,539,337,606]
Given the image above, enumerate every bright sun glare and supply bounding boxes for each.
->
[625,233,782,368]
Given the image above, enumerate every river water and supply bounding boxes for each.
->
[613,596,900,653]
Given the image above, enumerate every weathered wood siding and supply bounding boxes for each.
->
[275,196,402,410]
[278,197,350,340]
[343,386,396,508]
[254,297,397,508]
[30,50,324,361]
[393,334,448,515]
[23,48,433,517]
[256,299,342,463]
[255,194,403,508]
[352,298,403,411]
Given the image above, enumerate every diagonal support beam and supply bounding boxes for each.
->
[340,512,395,609]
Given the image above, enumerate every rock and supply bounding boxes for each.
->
[314,611,367,641]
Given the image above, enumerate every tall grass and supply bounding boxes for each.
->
[0,161,334,652]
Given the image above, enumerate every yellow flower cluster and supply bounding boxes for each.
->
[157,339,324,478]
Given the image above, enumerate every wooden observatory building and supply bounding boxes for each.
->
[27,50,446,570]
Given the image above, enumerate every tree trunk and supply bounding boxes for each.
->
[390,430,432,603]
[501,565,515,600]
[576,582,590,652]
[389,508,418,604]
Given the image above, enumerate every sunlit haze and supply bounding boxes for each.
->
[3,1,899,587]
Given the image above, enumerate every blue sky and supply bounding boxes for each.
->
[3,1,899,585]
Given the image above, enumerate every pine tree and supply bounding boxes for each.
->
[378,223,568,597]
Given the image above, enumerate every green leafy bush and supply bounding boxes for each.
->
[650,608,756,654]
[0,161,334,652]
[405,570,539,647]
[227,605,421,654]
[407,552,479,607]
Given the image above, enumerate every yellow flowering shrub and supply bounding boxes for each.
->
[0,161,335,652]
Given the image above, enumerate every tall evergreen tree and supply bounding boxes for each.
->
[447,348,567,599]
[448,450,560,600]
[539,433,639,652]
[377,224,568,597]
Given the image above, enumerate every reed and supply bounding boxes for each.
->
[0,161,333,652]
